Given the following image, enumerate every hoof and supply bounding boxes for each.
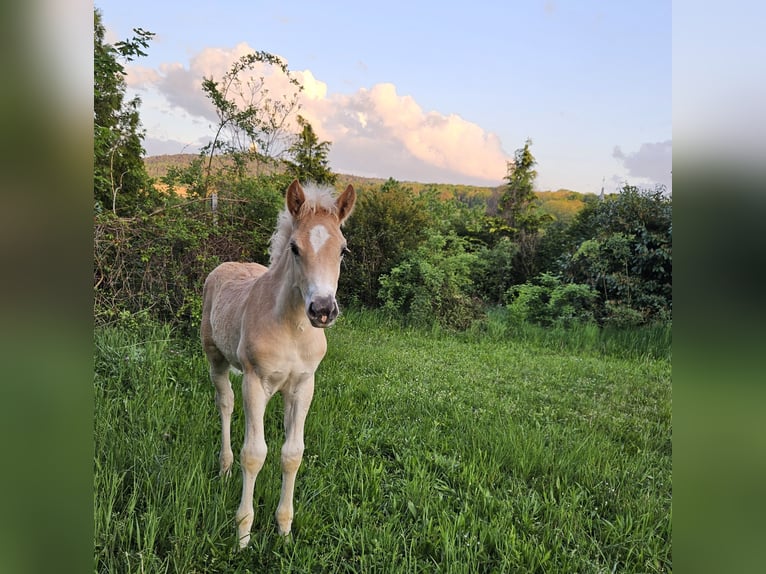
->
[237,533,250,550]
[276,519,293,537]
[277,532,294,545]
[219,451,234,476]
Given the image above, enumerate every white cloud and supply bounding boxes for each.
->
[613,140,672,190]
[125,65,160,88]
[128,42,302,124]
[129,43,510,185]
[298,82,509,183]
[298,69,328,101]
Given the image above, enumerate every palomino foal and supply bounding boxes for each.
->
[201,179,355,548]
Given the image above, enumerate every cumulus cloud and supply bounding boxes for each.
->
[125,65,159,88]
[613,140,672,190]
[128,43,510,184]
[128,42,304,126]
[299,82,509,183]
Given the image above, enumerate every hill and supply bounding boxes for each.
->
[143,154,591,221]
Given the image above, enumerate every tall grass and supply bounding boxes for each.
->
[94,313,671,572]
[463,307,672,362]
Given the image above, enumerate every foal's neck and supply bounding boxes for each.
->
[267,250,309,330]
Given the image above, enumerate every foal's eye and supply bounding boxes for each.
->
[290,241,300,256]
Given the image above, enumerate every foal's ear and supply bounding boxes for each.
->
[336,184,356,225]
[286,179,305,217]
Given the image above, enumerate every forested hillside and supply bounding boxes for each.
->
[144,154,590,223]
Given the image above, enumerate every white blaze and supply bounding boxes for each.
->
[309,225,330,254]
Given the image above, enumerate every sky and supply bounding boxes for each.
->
[97,0,671,194]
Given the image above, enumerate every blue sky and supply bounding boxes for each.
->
[98,0,671,193]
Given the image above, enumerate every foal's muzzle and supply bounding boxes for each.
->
[307,296,339,328]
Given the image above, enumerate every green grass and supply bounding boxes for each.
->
[462,307,672,362]
[94,312,671,573]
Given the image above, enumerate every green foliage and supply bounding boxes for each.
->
[471,236,519,305]
[94,174,286,332]
[506,184,672,328]
[286,115,337,185]
[506,273,599,328]
[340,179,431,307]
[417,185,488,238]
[93,8,156,216]
[561,184,672,325]
[379,232,482,329]
[533,218,571,277]
[160,156,206,196]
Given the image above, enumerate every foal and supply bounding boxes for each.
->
[201,179,355,548]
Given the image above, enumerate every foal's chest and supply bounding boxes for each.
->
[242,329,327,393]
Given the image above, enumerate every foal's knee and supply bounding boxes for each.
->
[281,442,304,474]
[241,442,267,474]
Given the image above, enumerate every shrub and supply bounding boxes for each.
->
[547,282,599,327]
[560,184,672,325]
[471,236,519,305]
[340,179,431,307]
[506,273,598,328]
[93,174,286,332]
[602,302,645,328]
[379,232,482,330]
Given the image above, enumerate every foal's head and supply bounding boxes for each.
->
[278,179,356,328]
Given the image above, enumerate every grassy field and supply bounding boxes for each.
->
[94,312,671,573]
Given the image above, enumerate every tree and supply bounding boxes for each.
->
[93,8,155,215]
[286,115,336,185]
[497,138,552,283]
[200,52,302,199]
[499,138,538,231]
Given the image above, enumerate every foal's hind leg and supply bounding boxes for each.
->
[208,355,235,476]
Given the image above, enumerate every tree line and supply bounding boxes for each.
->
[93,8,671,333]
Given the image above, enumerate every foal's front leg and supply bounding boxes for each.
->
[236,371,269,549]
[276,375,315,536]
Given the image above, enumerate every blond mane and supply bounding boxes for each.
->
[268,183,341,265]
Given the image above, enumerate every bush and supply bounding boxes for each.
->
[547,282,600,327]
[471,236,519,305]
[379,232,483,330]
[93,174,286,332]
[340,179,431,307]
[560,184,671,325]
[506,273,598,328]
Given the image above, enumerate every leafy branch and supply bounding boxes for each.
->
[200,51,303,199]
